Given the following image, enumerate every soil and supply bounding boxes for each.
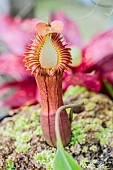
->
[0,90,113,170]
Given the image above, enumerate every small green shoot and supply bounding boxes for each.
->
[54,101,83,170]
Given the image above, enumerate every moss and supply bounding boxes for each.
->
[31,109,40,123]
[85,102,96,111]
[5,157,15,170]
[106,120,113,129]
[0,145,3,150]
[13,131,32,153]
[36,126,43,136]
[17,131,33,143]
[87,163,96,169]
[80,158,89,168]
[15,142,30,153]
[83,117,102,131]
[0,107,41,153]
[0,91,113,169]
[70,144,81,154]
[71,122,85,144]
[82,146,88,153]
[14,115,29,130]
[95,128,112,146]
[89,145,98,152]
[34,150,55,170]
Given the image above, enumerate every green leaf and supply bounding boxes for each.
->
[53,145,82,170]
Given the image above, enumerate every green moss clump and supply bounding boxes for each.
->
[15,142,30,153]
[5,157,15,170]
[85,102,96,111]
[0,91,112,169]
[0,107,41,153]
[80,158,89,168]
[89,145,98,152]
[95,128,113,146]
[34,150,55,170]
[82,146,88,153]
[36,126,43,136]
[71,122,85,144]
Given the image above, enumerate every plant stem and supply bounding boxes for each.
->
[55,100,83,148]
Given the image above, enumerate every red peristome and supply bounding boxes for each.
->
[24,33,72,76]
[35,73,71,146]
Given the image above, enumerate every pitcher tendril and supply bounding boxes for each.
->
[55,100,84,147]
[24,20,72,146]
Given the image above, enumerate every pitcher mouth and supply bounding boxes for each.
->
[24,22,72,76]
